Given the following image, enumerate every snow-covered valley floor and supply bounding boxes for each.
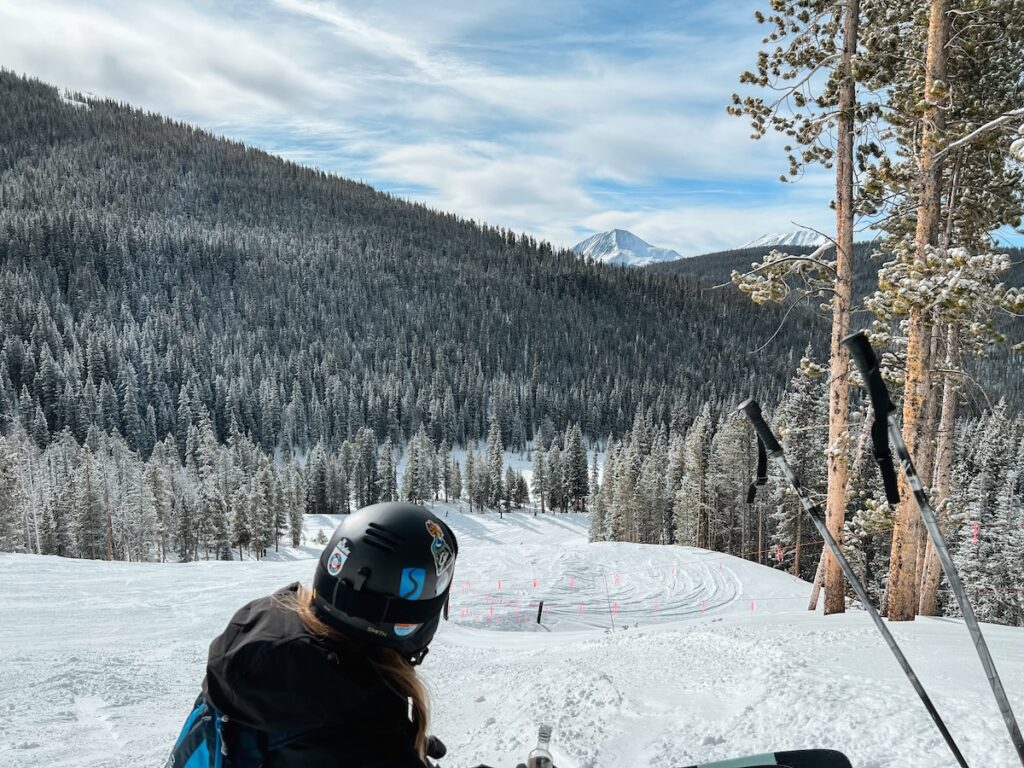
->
[2,505,1022,767]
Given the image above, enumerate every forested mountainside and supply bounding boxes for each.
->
[0,71,818,459]
[650,243,1024,411]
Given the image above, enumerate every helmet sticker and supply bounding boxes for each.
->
[425,520,454,575]
[326,537,351,577]
[393,623,420,637]
[435,567,453,595]
[400,567,426,600]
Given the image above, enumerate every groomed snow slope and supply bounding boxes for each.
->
[2,506,1022,768]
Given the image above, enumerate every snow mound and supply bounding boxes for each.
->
[741,230,830,249]
[2,505,1022,768]
[572,229,682,268]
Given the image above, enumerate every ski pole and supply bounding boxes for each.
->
[843,331,1024,767]
[737,398,969,768]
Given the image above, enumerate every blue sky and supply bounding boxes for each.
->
[2,0,1019,255]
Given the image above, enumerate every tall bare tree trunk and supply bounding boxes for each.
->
[919,324,960,615]
[823,0,859,615]
[888,0,949,621]
[912,327,941,606]
[808,544,827,610]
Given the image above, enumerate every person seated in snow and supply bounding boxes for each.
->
[166,502,496,768]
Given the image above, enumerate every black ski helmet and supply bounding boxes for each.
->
[311,502,458,665]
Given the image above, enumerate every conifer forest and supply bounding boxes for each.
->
[2,6,1024,636]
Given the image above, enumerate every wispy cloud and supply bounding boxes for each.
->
[0,0,885,255]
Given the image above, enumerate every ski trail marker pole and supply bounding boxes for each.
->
[738,398,969,768]
[844,331,1024,766]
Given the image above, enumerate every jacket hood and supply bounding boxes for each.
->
[203,582,405,732]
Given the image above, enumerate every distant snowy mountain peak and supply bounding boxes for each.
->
[572,229,682,268]
[741,230,830,249]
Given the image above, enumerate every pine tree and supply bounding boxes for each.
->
[563,424,589,511]
[285,459,304,548]
[548,443,565,513]
[74,447,106,560]
[446,458,462,504]
[465,448,478,512]
[673,403,712,547]
[771,359,828,578]
[0,438,25,550]
[589,449,607,541]
[377,437,397,502]
[531,447,549,514]
[487,416,504,509]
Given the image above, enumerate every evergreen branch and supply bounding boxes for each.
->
[749,295,814,355]
[933,106,1024,163]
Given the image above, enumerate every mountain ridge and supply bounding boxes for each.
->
[0,71,815,457]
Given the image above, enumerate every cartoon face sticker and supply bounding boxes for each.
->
[326,538,351,576]
[425,520,454,575]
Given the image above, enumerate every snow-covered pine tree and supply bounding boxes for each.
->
[635,431,670,544]
[503,465,517,510]
[377,437,397,503]
[0,436,25,551]
[610,442,638,543]
[447,458,462,504]
[74,446,106,560]
[563,424,589,511]
[591,443,616,542]
[465,448,478,512]
[531,447,549,514]
[673,402,712,548]
[952,404,1020,624]
[548,442,565,513]
[707,411,757,555]
[487,416,504,509]
[285,458,304,547]
[770,357,828,578]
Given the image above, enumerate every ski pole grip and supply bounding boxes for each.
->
[843,331,897,418]
[737,398,782,454]
[842,330,879,380]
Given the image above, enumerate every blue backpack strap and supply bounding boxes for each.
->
[166,695,217,768]
[168,693,317,768]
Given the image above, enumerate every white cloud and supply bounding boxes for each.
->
[0,0,844,255]
[0,1,339,119]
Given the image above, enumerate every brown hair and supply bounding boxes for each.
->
[288,586,431,760]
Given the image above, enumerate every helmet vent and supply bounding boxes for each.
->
[364,523,403,552]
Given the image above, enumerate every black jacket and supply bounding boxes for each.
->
[202,582,428,768]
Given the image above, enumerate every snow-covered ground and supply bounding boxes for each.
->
[2,505,1022,767]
